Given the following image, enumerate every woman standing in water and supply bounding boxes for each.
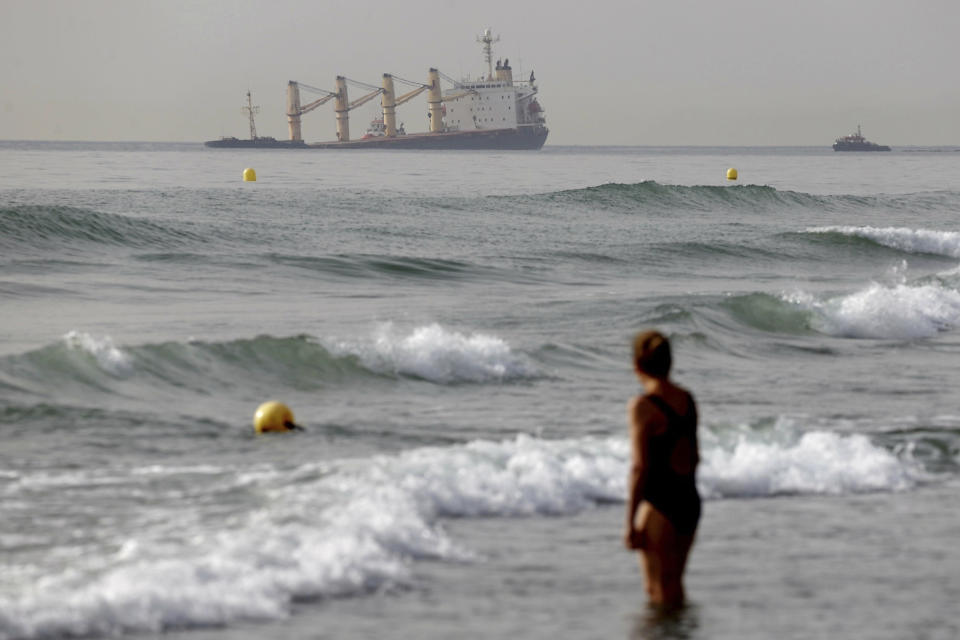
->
[624,330,700,609]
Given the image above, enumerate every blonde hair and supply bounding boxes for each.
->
[632,330,672,379]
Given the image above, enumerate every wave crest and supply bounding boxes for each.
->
[699,428,919,498]
[807,226,960,259]
[543,181,809,212]
[0,325,538,400]
[784,280,960,339]
[0,205,199,252]
[329,323,537,384]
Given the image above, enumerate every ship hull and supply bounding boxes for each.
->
[833,142,891,152]
[309,125,548,150]
[204,138,308,149]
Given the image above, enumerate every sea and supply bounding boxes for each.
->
[1,141,958,640]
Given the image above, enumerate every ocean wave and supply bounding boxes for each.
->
[783,279,960,339]
[0,325,538,398]
[806,226,960,259]
[523,181,960,217]
[720,270,960,340]
[0,332,138,397]
[264,253,536,284]
[721,293,817,335]
[0,423,929,638]
[0,204,201,252]
[698,425,920,498]
[326,323,538,384]
[540,181,817,212]
[62,331,133,375]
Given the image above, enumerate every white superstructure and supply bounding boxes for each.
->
[441,28,545,133]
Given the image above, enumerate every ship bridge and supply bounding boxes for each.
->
[438,34,545,133]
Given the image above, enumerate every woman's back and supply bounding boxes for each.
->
[642,391,700,535]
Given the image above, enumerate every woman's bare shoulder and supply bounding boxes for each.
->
[628,394,654,415]
[664,383,696,413]
[628,395,664,433]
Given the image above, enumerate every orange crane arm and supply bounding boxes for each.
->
[348,88,383,110]
[296,94,337,116]
[395,84,430,106]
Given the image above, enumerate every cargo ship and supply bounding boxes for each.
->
[833,125,890,152]
[207,29,547,151]
[204,91,307,148]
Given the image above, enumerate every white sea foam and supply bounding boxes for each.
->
[784,280,960,339]
[808,225,960,259]
[699,427,920,498]
[328,323,537,383]
[62,331,132,375]
[0,427,924,639]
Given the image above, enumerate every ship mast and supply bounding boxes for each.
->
[242,90,260,140]
[476,28,500,80]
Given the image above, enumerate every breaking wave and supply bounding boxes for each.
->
[724,264,960,340]
[783,280,960,339]
[0,324,539,399]
[0,420,931,639]
[806,226,960,259]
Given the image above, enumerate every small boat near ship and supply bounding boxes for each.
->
[361,118,405,139]
[204,134,306,149]
[206,29,547,151]
[833,125,890,152]
[204,91,307,148]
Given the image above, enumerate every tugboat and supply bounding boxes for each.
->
[360,117,405,139]
[833,125,890,152]
[205,91,306,148]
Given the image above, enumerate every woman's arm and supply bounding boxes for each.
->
[624,396,651,549]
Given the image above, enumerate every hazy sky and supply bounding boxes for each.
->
[2,0,958,145]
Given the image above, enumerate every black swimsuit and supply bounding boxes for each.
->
[642,393,701,536]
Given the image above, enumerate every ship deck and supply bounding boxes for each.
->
[308,126,547,150]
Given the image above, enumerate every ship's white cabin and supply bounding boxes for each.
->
[442,61,544,132]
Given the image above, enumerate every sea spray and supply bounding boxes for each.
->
[62,331,133,376]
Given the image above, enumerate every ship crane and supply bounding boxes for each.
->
[331,77,384,142]
[286,81,338,142]
[381,74,432,137]
[287,78,382,142]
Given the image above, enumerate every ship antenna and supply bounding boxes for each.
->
[476,28,500,80]
[242,90,260,140]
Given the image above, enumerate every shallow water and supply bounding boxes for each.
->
[1,142,959,639]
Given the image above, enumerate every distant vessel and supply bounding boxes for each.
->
[305,29,547,150]
[207,29,547,151]
[204,91,306,148]
[361,117,406,139]
[833,125,890,152]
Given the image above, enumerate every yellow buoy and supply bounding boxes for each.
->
[242,167,257,182]
[726,168,738,181]
[253,401,298,434]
